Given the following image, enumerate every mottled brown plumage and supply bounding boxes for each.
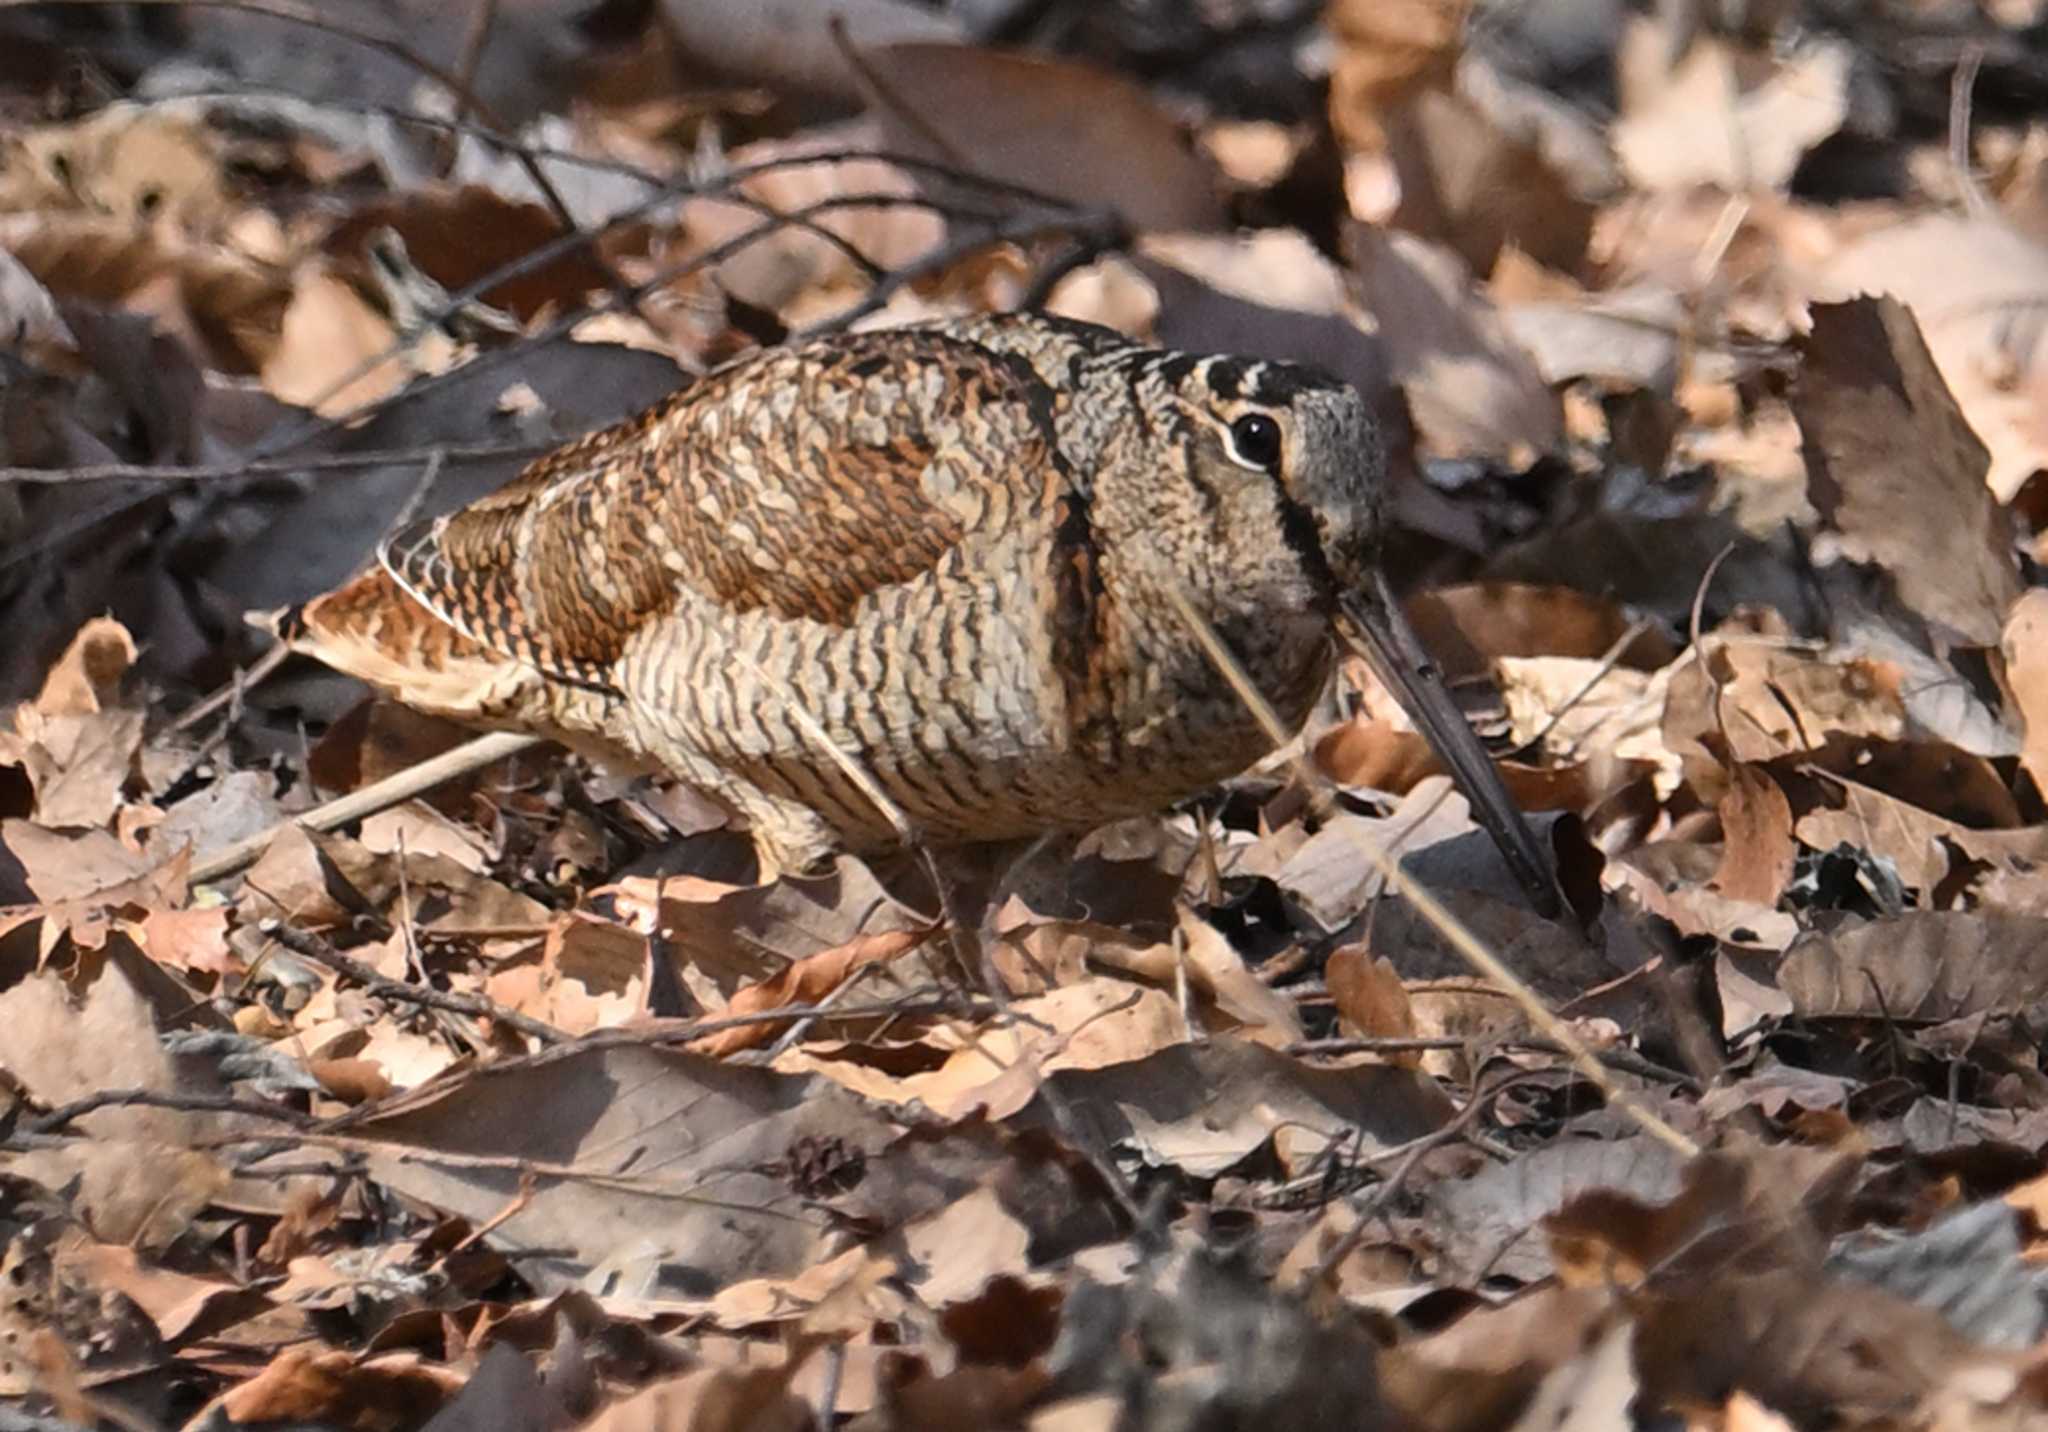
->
[275,312,1549,900]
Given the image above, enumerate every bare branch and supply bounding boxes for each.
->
[189,731,541,884]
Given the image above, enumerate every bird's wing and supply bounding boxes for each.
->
[378,326,1067,688]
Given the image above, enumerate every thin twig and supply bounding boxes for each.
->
[24,1087,316,1136]
[1286,1036,1478,1056]
[190,730,541,884]
[167,642,290,735]
[1951,45,1991,220]
[1510,615,1658,759]
[1159,580,1700,1159]
[449,0,501,134]
[0,439,547,487]
[1308,1068,1558,1285]
[256,917,565,1046]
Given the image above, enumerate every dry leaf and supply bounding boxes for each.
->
[859,44,1227,233]
[1712,765,1796,905]
[1326,0,1470,152]
[2004,589,2048,797]
[1792,296,2023,645]
[1613,27,1851,193]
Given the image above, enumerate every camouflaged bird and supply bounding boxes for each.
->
[275,312,1554,904]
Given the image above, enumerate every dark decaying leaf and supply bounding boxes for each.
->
[1778,911,2048,1022]
[1792,296,2023,647]
[1017,1040,1456,1180]
[1427,1135,1690,1285]
[346,1043,904,1301]
[857,43,1227,232]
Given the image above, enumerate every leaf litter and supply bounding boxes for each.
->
[12,2,2048,1428]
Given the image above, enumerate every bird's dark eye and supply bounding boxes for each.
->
[1228,413,1283,470]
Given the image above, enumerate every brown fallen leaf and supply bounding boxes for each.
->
[670,125,944,326]
[2003,589,2048,800]
[1,968,227,1249]
[1327,944,1422,1067]
[1346,221,1562,462]
[1384,86,1594,277]
[201,1349,464,1431]
[689,926,929,1058]
[1712,765,1796,906]
[1325,0,1468,153]
[1814,215,2048,501]
[1777,910,2048,1021]
[1783,766,2048,900]
[53,1238,252,1345]
[260,264,410,414]
[5,101,230,228]
[347,1043,905,1301]
[1662,636,1906,799]
[1405,583,1674,682]
[1792,296,2023,647]
[0,212,291,377]
[325,184,610,322]
[781,977,1185,1120]
[857,43,1227,233]
[1314,714,1630,816]
[30,617,135,718]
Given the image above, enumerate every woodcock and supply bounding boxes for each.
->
[275,312,1556,908]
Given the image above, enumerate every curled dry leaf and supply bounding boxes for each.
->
[689,925,929,1058]
[1712,765,1796,906]
[1315,714,1631,819]
[1168,909,1303,1046]
[1326,944,1419,1060]
[1782,762,2048,901]
[30,617,135,718]
[781,977,1186,1120]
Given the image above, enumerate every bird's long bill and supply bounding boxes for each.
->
[1339,574,1562,918]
